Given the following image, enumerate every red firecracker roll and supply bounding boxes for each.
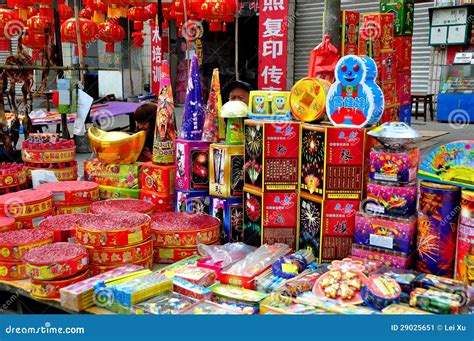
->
[0,217,18,233]
[54,203,91,215]
[38,214,90,242]
[0,261,28,280]
[76,213,151,248]
[88,239,154,266]
[15,211,54,230]
[31,270,90,299]
[24,242,89,280]
[0,190,53,218]
[90,199,155,215]
[150,212,220,248]
[0,229,54,261]
[0,163,27,189]
[89,255,153,276]
[36,181,99,205]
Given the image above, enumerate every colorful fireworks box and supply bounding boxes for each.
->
[260,293,325,315]
[359,13,394,55]
[98,185,141,200]
[55,203,91,215]
[397,71,411,106]
[84,159,142,189]
[300,124,367,200]
[211,284,268,314]
[172,277,213,301]
[211,196,244,244]
[90,199,155,215]
[248,91,291,121]
[409,288,465,314]
[131,292,197,315]
[0,261,28,280]
[0,229,53,262]
[380,51,397,82]
[21,146,76,164]
[381,105,400,123]
[179,300,243,314]
[341,10,360,57]
[380,0,415,36]
[243,186,299,249]
[244,120,301,192]
[351,244,412,269]
[89,256,153,276]
[38,214,84,242]
[370,147,419,183]
[0,163,27,191]
[174,266,217,287]
[365,181,417,217]
[175,189,211,215]
[381,81,398,107]
[175,139,211,191]
[154,246,199,264]
[140,162,175,195]
[209,143,244,198]
[0,189,53,219]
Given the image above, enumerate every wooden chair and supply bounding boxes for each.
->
[411,93,434,122]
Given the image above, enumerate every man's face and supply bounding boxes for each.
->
[229,87,250,105]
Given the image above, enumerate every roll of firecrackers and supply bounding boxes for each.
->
[31,270,90,299]
[90,199,155,215]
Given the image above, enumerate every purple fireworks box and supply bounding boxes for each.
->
[354,212,417,254]
[175,139,211,191]
[176,189,211,215]
[369,147,419,183]
[211,196,244,244]
[365,181,417,217]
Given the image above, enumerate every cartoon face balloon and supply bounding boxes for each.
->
[326,55,378,128]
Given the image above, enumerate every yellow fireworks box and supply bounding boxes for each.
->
[209,143,244,198]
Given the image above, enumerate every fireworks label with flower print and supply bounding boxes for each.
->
[370,147,419,183]
[243,187,263,248]
[381,81,397,107]
[299,192,322,259]
[209,144,244,198]
[140,162,175,196]
[211,196,244,244]
[154,247,199,265]
[84,160,142,189]
[175,190,210,215]
[175,139,211,191]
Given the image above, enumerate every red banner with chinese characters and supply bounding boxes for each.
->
[151,24,162,96]
[258,0,289,91]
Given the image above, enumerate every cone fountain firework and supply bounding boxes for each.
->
[202,68,222,142]
[181,56,205,140]
[153,60,177,164]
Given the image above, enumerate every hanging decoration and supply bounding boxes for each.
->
[99,20,125,53]
[60,17,99,56]
[199,0,232,32]
[85,0,108,23]
[58,0,74,24]
[127,1,152,48]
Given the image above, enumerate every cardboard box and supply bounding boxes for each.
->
[175,140,211,191]
[394,36,412,71]
[381,104,400,123]
[299,191,359,262]
[98,185,140,200]
[380,0,415,36]
[244,120,301,192]
[209,144,244,198]
[359,13,394,59]
[140,190,175,213]
[300,124,367,200]
[140,163,174,196]
[381,51,397,82]
[84,160,142,189]
[175,190,210,215]
[399,104,412,125]
[397,71,411,106]
[381,80,398,107]
[211,196,244,244]
[248,91,291,120]
[341,10,360,56]
[243,186,299,249]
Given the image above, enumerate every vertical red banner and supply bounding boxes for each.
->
[151,24,162,95]
[258,0,289,91]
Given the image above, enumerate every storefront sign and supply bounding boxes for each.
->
[151,24,162,96]
[258,0,289,91]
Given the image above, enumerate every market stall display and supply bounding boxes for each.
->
[0,163,28,195]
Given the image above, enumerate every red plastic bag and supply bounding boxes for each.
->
[308,34,339,83]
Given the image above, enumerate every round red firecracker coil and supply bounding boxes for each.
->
[31,269,90,299]
[15,210,54,229]
[150,212,220,248]
[0,189,53,218]
[38,214,89,242]
[88,238,154,266]
[90,199,155,215]
[54,203,91,215]
[76,212,152,248]
[24,242,89,280]
[36,181,99,205]
[89,255,153,276]
[153,246,198,264]
[0,229,53,262]
[0,217,18,233]
[0,261,28,280]
[25,166,78,182]
[21,147,76,164]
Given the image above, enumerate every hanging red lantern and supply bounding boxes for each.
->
[127,3,152,31]
[7,0,31,22]
[37,0,54,22]
[200,0,230,32]
[60,17,98,56]
[98,20,125,53]
[79,7,93,19]
[26,15,51,35]
[26,6,37,18]
[22,27,46,59]
[58,1,73,24]
[162,3,172,21]
[132,31,145,48]
[0,9,13,50]
[85,0,108,23]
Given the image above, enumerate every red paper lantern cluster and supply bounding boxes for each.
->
[99,20,125,53]
[60,17,99,56]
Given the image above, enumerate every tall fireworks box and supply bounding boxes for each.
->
[395,36,412,71]
[380,0,415,36]
[399,105,412,125]
[211,196,244,244]
[84,160,142,189]
[175,140,211,191]
[175,189,211,215]
[300,124,367,201]
[358,13,395,62]
[209,144,244,198]
[140,162,175,196]
[140,190,175,213]
[299,191,360,262]
[381,105,400,123]
[244,120,301,193]
[397,71,411,106]
[243,187,299,250]
[380,50,397,82]
[381,80,398,107]
[341,10,360,56]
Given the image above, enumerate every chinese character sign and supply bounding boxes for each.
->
[151,24,162,96]
[258,0,288,91]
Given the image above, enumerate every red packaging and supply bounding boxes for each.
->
[154,246,198,264]
[382,81,398,107]
[88,239,154,266]
[26,165,78,182]
[140,162,175,196]
[55,203,91,215]
[38,214,89,242]
[90,199,155,215]
[21,146,76,164]
[0,261,28,280]
[0,229,53,261]
[36,181,99,205]
[359,13,394,57]
[381,51,397,82]
[174,266,217,287]
[16,210,54,229]
[0,217,17,233]
[31,270,90,299]
[244,120,301,192]
[394,36,412,71]
[75,212,152,248]
[140,190,175,213]
[455,223,474,286]
[0,189,53,218]
[24,242,89,280]
[0,165,27,189]
[89,255,153,276]
[397,71,411,106]
[175,140,211,191]
[341,10,360,56]
[381,105,400,123]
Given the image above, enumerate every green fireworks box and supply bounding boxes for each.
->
[380,0,415,36]
[299,191,360,262]
[243,186,299,250]
[300,124,369,201]
[244,120,301,193]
